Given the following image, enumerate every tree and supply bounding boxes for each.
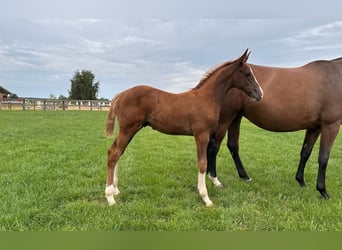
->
[69,70,99,100]
[58,95,68,100]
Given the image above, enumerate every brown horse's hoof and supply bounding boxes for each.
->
[320,192,330,200]
[317,187,330,199]
[296,177,306,187]
[299,183,307,187]
[208,174,223,188]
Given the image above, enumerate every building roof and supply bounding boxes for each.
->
[0,86,12,95]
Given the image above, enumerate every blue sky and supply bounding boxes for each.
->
[1,1,342,99]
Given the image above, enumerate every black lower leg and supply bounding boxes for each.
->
[295,128,320,187]
[227,113,251,181]
[317,157,330,199]
[228,143,251,181]
[207,135,218,177]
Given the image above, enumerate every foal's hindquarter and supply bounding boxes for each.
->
[211,59,342,198]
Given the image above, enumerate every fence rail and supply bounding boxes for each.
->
[0,98,111,111]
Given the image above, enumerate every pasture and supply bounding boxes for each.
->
[0,111,341,231]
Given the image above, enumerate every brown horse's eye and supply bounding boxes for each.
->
[246,72,251,77]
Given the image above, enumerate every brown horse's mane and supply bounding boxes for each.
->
[306,57,342,67]
[331,57,342,62]
[192,60,236,90]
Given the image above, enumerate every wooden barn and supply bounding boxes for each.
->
[0,86,13,101]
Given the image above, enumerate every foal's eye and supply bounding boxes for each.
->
[246,72,251,77]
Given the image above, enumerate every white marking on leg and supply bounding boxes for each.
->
[113,163,120,195]
[105,185,116,206]
[197,172,213,207]
[208,173,223,188]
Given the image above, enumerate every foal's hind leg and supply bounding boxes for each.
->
[105,128,138,205]
[295,128,320,187]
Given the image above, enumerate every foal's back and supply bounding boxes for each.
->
[116,85,216,135]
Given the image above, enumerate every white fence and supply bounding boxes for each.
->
[0,98,111,111]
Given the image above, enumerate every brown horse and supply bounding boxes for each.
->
[207,57,342,199]
[104,49,263,206]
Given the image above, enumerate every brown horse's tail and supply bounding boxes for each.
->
[104,94,121,137]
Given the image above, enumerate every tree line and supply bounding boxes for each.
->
[4,70,103,101]
[52,70,102,100]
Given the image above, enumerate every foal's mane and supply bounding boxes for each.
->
[193,60,236,90]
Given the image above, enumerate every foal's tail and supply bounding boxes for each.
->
[104,94,121,137]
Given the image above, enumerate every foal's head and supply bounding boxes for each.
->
[218,49,263,101]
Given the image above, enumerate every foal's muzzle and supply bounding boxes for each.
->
[249,87,263,102]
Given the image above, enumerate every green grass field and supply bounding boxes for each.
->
[0,111,341,231]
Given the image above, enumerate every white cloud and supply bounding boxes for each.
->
[1,19,342,98]
[286,21,342,51]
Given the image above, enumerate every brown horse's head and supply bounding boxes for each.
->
[219,49,264,101]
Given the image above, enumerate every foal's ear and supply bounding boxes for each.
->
[237,49,250,67]
[242,49,250,63]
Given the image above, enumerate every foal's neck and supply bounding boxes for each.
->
[196,65,235,106]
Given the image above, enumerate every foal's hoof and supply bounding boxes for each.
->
[205,201,214,207]
[244,178,253,183]
[106,196,116,206]
[105,185,117,206]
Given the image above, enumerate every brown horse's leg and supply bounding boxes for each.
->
[295,128,320,187]
[195,133,213,207]
[316,123,340,199]
[207,135,217,176]
[227,113,252,182]
[105,128,138,205]
[206,135,221,187]
[207,127,226,187]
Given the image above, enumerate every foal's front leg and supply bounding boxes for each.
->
[195,134,214,207]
